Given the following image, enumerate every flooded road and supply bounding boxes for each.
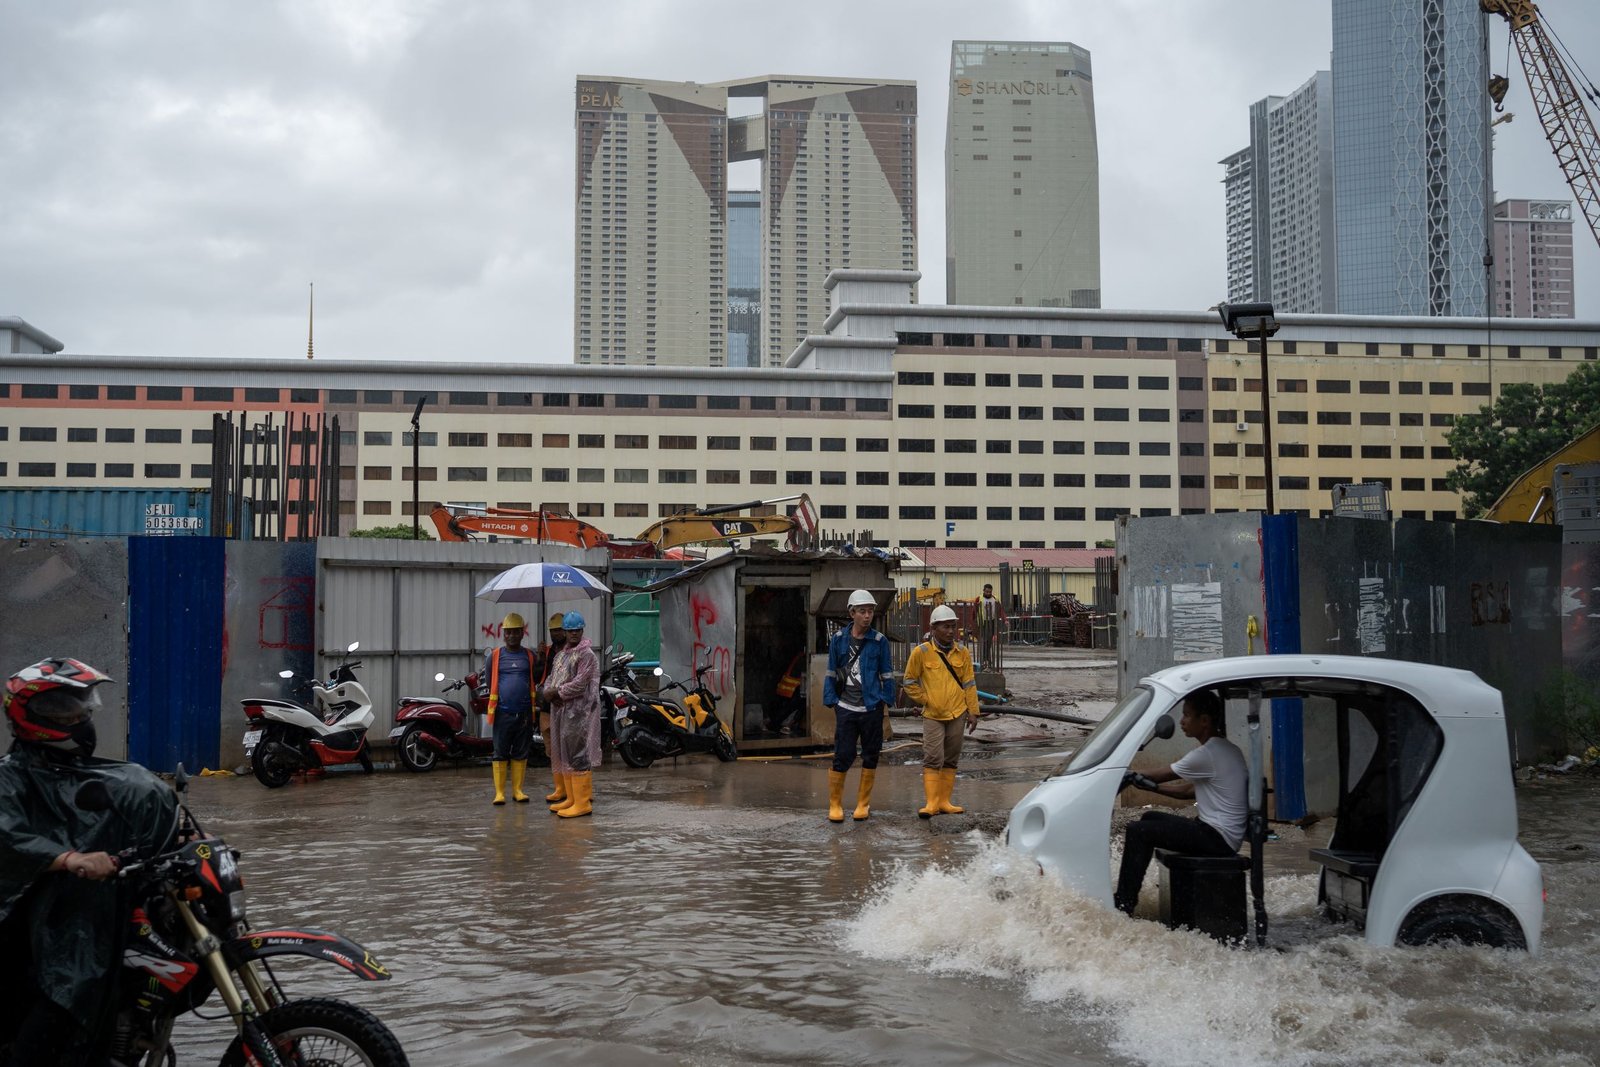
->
[175,745,1600,1066]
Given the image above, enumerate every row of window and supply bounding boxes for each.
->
[0,384,887,414]
[894,333,1206,352]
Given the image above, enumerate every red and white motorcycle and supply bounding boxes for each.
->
[242,641,376,788]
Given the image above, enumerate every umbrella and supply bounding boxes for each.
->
[475,562,611,605]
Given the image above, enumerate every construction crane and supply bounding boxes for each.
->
[1482,0,1600,249]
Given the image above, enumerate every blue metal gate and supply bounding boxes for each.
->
[128,536,226,771]
[1261,514,1307,821]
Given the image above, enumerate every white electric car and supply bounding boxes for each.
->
[1005,655,1544,952]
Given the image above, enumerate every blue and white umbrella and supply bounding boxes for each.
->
[475,562,611,605]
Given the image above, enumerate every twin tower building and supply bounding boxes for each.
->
[573,42,1101,368]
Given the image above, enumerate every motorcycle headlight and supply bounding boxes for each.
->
[228,889,248,924]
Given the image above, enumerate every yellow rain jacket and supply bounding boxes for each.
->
[901,640,979,721]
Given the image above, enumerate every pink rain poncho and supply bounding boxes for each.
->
[547,636,601,772]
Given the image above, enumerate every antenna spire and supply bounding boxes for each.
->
[306,282,315,360]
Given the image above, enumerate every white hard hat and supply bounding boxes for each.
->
[929,605,958,624]
[847,589,877,609]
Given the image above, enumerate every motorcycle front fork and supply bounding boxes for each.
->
[171,897,281,1032]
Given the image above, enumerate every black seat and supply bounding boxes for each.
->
[1308,848,1380,880]
[1156,852,1251,873]
[1154,849,1249,942]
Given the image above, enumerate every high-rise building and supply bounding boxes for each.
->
[1493,199,1576,318]
[726,189,762,368]
[574,75,916,368]
[946,41,1099,309]
[574,78,729,366]
[1332,0,1490,316]
[1220,73,1336,312]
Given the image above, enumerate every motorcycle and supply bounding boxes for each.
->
[612,660,737,768]
[390,672,497,772]
[78,766,405,1065]
[241,641,375,788]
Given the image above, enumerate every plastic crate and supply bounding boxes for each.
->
[1553,463,1600,543]
[1330,482,1390,520]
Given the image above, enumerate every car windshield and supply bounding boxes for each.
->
[1050,685,1155,777]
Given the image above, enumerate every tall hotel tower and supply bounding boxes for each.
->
[1331,0,1490,316]
[1220,72,1336,312]
[945,41,1099,309]
[574,76,916,367]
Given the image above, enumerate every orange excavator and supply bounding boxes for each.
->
[430,494,817,557]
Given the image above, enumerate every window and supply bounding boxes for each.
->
[1139,474,1171,488]
[1279,443,1309,458]
[401,431,437,446]
[20,427,57,442]
[1093,408,1128,421]
[613,469,648,483]
[1054,440,1085,455]
[1360,411,1392,426]
[107,428,135,443]
[1361,445,1391,459]
[985,406,1011,420]
[615,434,647,449]
[1138,376,1169,390]
[985,440,1012,454]
[856,437,888,452]
[1138,408,1170,422]
[614,394,648,408]
[1095,474,1131,488]
[945,472,977,487]
[1093,375,1128,389]
[708,395,740,410]
[1318,445,1352,458]
[986,507,1012,521]
[146,386,182,401]
[945,439,976,453]
[106,386,136,401]
[901,506,936,520]
[144,464,180,478]
[1429,382,1454,395]
[449,467,489,482]
[659,470,697,484]
[856,399,889,413]
[1053,406,1084,421]
[68,427,97,443]
[68,385,99,400]
[986,473,1013,487]
[820,471,845,485]
[615,503,648,518]
[820,437,846,452]
[364,431,392,446]
[899,439,935,453]
[1279,476,1310,490]
[1359,380,1391,395]
[1090,337,1127,351]
[1398,381,1423,395]
[499,468,533,482]
[1279,379,1308,393]
[1054,473,1086,488]
[498,433,533,448]
[498,392,533,407]
[708,436,739,450]
[1095,441,1130,456]
[857,471,889,486]
[857,505,889,520]
[66,462,95,477]
[105,463,133,478]
[786,397,812,412]
[194,387,234,402]
[985,373,1012,388]
[1094,507,1131,520]
[145,428,181,444]
[449,433,488,447]
[1316,411,1352,426]
[786,471,813,485]
[661,436,698,449]
[1020,473,1044,488]
[1054,507,1085,520]
[576,468,603,483]
[749,397,776,411]
[945,506,977,520]
[1052,374,1084,388]
[659,395,697,410]
[450,392,488,406]
[577,434,604,448]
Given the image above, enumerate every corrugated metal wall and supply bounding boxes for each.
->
[0,539,131,758]
[128,536,225,772]
[315,539,611,744]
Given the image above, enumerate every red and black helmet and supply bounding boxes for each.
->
[4,657,113,755]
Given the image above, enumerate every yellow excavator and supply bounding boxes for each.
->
[1482,424,1600,523]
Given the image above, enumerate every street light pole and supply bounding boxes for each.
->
[410,396,427,539]
[1216,302,1280,516]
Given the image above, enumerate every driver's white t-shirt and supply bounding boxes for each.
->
[1172,737,1248,850]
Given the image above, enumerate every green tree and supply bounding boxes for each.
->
[348,523,433,540]
[1444,361,1600,516]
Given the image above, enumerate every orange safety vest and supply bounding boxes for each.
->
[775,651,805,699]
[487,646,535,722]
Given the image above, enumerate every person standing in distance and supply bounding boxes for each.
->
[1113,690,1247,915]
[902,604,981,818]
[821,589,896,822]
[542,611,601,819]
[537,612,569,806]
[483,612,538,805]
[973,583,1005,669]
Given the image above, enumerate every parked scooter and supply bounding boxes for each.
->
[241,641,375,788]
[391,672,497,772]
[612,661,737,768]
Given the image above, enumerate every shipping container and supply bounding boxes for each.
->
[0,487,246,539]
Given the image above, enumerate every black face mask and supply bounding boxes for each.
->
[62,719,97,758]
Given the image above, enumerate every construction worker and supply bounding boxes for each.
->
[974,583,1005,669]
[902,604,981,818]
[541,611,600,819]
[822,589,895,822]
[538,612,568,806]
[483,612,538,805]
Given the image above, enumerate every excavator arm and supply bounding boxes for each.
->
[633,493,816,552]
[1482,0,1600,249]
[429,505,611,548]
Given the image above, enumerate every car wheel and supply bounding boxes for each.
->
[1397,896,1527,950]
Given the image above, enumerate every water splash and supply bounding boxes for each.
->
[842,838,1600,1067]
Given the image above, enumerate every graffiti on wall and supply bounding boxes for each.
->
[689,590,734,698]
[258,577,314,651]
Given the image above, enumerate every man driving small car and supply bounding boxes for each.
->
[1112,689,1247,916]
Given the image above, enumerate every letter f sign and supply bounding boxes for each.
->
[946,521,956,536]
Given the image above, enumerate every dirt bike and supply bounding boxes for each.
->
[82,767,406,1065]
[612,661,737,768]
[241,642,375,788]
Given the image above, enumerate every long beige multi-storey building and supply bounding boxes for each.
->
[574,75,916,369]
[5,275,1599,544]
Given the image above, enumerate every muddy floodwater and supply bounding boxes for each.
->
[174,723,1600,1066]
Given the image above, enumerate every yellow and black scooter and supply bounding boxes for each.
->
[610,661,737,768]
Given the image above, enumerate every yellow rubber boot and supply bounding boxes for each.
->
[549,773,573,813]
[510,759,530,803]
[938,767,965,815]
[556,771,593,818]
[852,768,876,821]
[545,769,567,804]
[827,770,847,823]
[917,769,941,819]
[491,761,507,805]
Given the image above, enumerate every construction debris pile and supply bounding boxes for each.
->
[1048,592,1095,648]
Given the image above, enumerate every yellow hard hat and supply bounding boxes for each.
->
[501,612,527,630]
[548,612,565,631]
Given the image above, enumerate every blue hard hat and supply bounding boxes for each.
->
[562,610,586,630]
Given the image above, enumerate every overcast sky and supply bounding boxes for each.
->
[3,0,1596,362]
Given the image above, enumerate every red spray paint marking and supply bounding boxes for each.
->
[688,591,733,698]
